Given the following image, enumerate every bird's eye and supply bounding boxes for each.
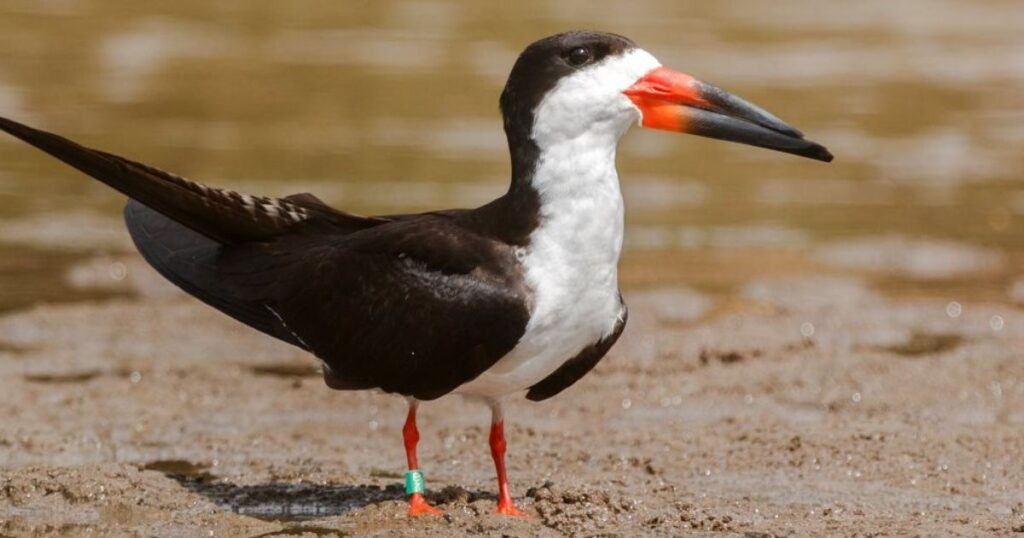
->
[565,47,592,67]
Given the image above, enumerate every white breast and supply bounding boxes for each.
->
[455,161,625,398]
[457,134,631,399]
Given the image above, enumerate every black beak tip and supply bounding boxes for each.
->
[805,141,834,163]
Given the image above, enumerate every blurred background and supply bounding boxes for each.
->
[0,0,1021,311]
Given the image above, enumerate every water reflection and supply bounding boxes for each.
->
[0,1,1020,310]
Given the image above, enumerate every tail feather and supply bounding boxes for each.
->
[0,116,310,244]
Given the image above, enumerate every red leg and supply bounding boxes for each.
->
[403,403,442,516]
[489,418,527,516]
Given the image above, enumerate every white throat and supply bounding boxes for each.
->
[529,133,625,287]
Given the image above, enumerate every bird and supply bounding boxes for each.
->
[0,30,831,517]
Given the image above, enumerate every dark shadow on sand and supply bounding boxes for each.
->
[142,460,402,522]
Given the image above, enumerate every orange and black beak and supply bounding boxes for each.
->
[624,67,833,162]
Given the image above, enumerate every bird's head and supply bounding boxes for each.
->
[500,31,832,162]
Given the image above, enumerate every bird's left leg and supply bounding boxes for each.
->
[488,400,527,516]
[403,400,442,516]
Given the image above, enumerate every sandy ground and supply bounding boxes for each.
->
[2,2,1023,535]
[0,257,1023,537]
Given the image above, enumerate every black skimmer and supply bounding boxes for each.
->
[0,31,831,517]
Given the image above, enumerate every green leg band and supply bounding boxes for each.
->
[405,470,425,496]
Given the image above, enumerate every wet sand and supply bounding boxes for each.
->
[1,255,1022,536]
[1,1,1023,535]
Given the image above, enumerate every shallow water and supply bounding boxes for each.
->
[0,1,1021,310]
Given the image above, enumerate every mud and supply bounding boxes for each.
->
[1,1,1023,535]
[1,263,1022,537]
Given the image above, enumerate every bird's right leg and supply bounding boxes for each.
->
[403,400,442,516]
[489,399,527,516]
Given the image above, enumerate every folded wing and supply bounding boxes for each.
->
[1,116,528,400]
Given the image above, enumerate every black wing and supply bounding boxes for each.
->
[1,116,389,351]
[213,216,531,400]
[123,200,312,349]
[1,116,530,400]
